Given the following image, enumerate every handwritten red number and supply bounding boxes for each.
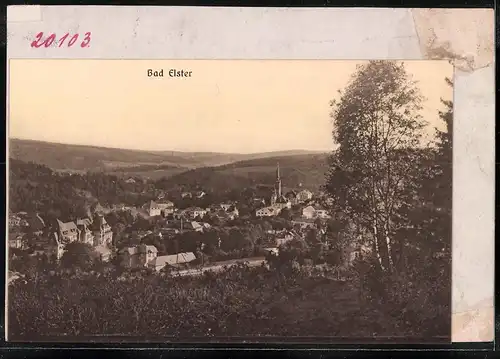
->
[44,33,56,47]
[81,32,91,48]
[30,32,44,48]
[31,32,91,48]
[58,33,69,47]
[68,34,79,47]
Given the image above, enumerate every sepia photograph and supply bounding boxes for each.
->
[7,59,453,343]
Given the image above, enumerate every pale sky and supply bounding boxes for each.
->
[9,60,453,154]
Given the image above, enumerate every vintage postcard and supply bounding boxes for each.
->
[7,59,454,342]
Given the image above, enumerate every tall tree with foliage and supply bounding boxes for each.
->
[416,77,453,264]
[61,242,100,271]
[324,61,427,273]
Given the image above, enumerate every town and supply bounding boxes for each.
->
[7,60,452,341]
[8,162,366,281]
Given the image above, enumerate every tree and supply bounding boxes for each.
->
[279,208,291,221]
[410,77,453,268]
[60,242,100,271]
[325,61,427,273]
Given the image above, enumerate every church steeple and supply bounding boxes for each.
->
[275,162,282,198]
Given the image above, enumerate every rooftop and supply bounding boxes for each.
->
[151,252,196,267]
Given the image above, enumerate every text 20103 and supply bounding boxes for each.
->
[30,32,92,48]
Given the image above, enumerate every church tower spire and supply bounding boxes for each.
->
[276,162,282,198]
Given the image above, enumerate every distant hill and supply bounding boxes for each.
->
[9,138,192,172]
[9,139,326,179]
[158,153,330,192]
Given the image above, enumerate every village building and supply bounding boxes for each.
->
[285,190,299,205]
[8,233,25,249]
[139,244,158,266]
[91,215,113,246]
[296,189,314,203]
[125,178,136,184]
[269,163,292,210]
[8,214,21,227]
[95,245,112,262]
[315,206,331,219]
[302,205,316,219]
[256,206,281,217]
[220,203,233,211]
[181,207,207,220]
[119,244,195,271]
[157,200,175,216]
[54,219,80,244]
[143,200,162,217]
[267,229,286,235]
[76,217,95,246]
[208,203,239,220]
[302,205,331,219]
[196,191,206,199]
[8,213,29,228]
[202,222,212,230]
[52,241,66,261]
[183,221,204,232]
[264,247,279,256]
[181,192,192,199]
[224,205,239,219]
[148,252,196,271]
[120,244,156,268]
[291,217,317,230]
[256,163,292,217]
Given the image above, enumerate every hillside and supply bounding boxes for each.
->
[9,138,196,172]
[9,139,324,177]
[158,153,330,192]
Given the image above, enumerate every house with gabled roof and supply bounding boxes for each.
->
[143,200,162,217]
[256,206,281,217]
[157,200,175,216]
[301,205,331,219]
[54,219,80,244]
[148,252,196,271]
[119,244,157,268]
[184,221,204,232]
